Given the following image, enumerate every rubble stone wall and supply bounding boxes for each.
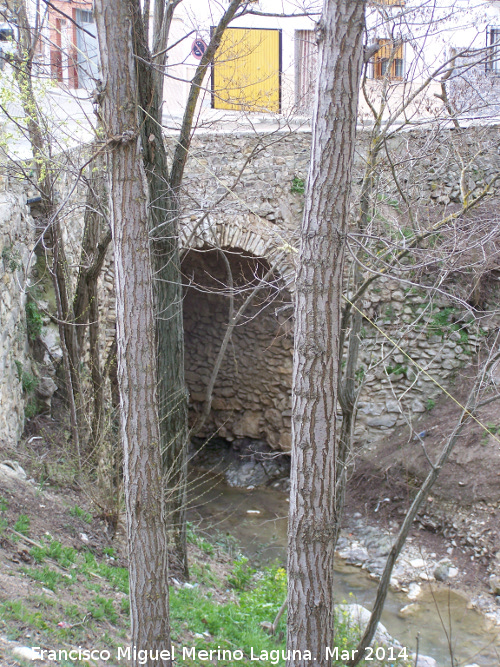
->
[2,124,499,450]
[0,182,35,448]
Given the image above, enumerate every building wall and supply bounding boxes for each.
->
[43,0,94,89]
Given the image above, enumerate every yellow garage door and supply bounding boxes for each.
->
[212,28,281,113]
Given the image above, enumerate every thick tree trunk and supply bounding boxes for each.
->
[128,0,189,577]
[95,1,171,662]
[286,2,365,666]
[129,0,242,578]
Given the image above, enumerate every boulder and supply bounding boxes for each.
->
[489,574,500,595]
[434,559,453,582]
[344,546,369,565]
[412,654,438,667]
[335,603,393,646]
[35,376,58,414]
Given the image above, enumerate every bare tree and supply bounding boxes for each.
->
[286,1,365,665]
[95,1,171,660]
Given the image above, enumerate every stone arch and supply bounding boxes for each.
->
[179,212,297,295]
[181,215,295,452]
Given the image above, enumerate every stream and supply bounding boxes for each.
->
[188,474,500,667]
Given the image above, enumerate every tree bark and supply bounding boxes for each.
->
[286,2,365,665]
[129,0,243,578]
[95,1,171,661]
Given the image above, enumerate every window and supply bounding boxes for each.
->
[295,30,317,113]
[75,8,99,89]
[372,39,404,80]
[212,28,281,113]
[487,27,500,74]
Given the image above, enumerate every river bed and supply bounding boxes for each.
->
[187,474,500,667]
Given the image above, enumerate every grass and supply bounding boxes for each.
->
[169,563,288,666]
[170,567,412,667]
[21,565,63,592]
[1,522,412,667]
[86,595,118,623]
[69,504,93,524]
[227,555,255,590]
[30,538,77,567]
[13,514,30,536]
[0,599,50,636]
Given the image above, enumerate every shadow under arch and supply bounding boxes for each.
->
[181,242,294,453]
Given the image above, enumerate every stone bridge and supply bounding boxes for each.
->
[1,124,500,451]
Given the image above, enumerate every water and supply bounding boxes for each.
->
[187,474,500,667]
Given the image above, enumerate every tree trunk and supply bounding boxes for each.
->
[127,0,189,576]
[129,0,243,578]
[73,162,111,454]
[95,1,171,661]
[286,2,365,665]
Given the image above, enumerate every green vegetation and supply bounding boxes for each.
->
[0,599,50,638]
[13,514,30,536]
[426,398,436,411]
[24,398,41,419]
[14,360,41,418]
[22,565,63,592]
[86,596,118,623]
[290,176,305,195]
[1,245,22,273]
[30,538,77,568]
[227,555,256,591]
[482,423,500,444]
[377,193,400,211]
[355,366,366,383]
[25,297,43,341]
[186,522,215,555]
[0,517,412,667]
[430,307,455,336]
[69,504,93,524]
[385,363,407,378]
[425,307,471,346]
[170,566,411,667]
[15,360,38,393]
[383,304,395,322]
[0,496,8,513]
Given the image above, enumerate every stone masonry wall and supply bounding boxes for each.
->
[173,125,500,449]
[183,247,293,451]
[0,181,35,448]
[1,124,499,450]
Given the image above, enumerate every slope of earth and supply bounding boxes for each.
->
[345,363,500,612]
[0,435,415,667]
